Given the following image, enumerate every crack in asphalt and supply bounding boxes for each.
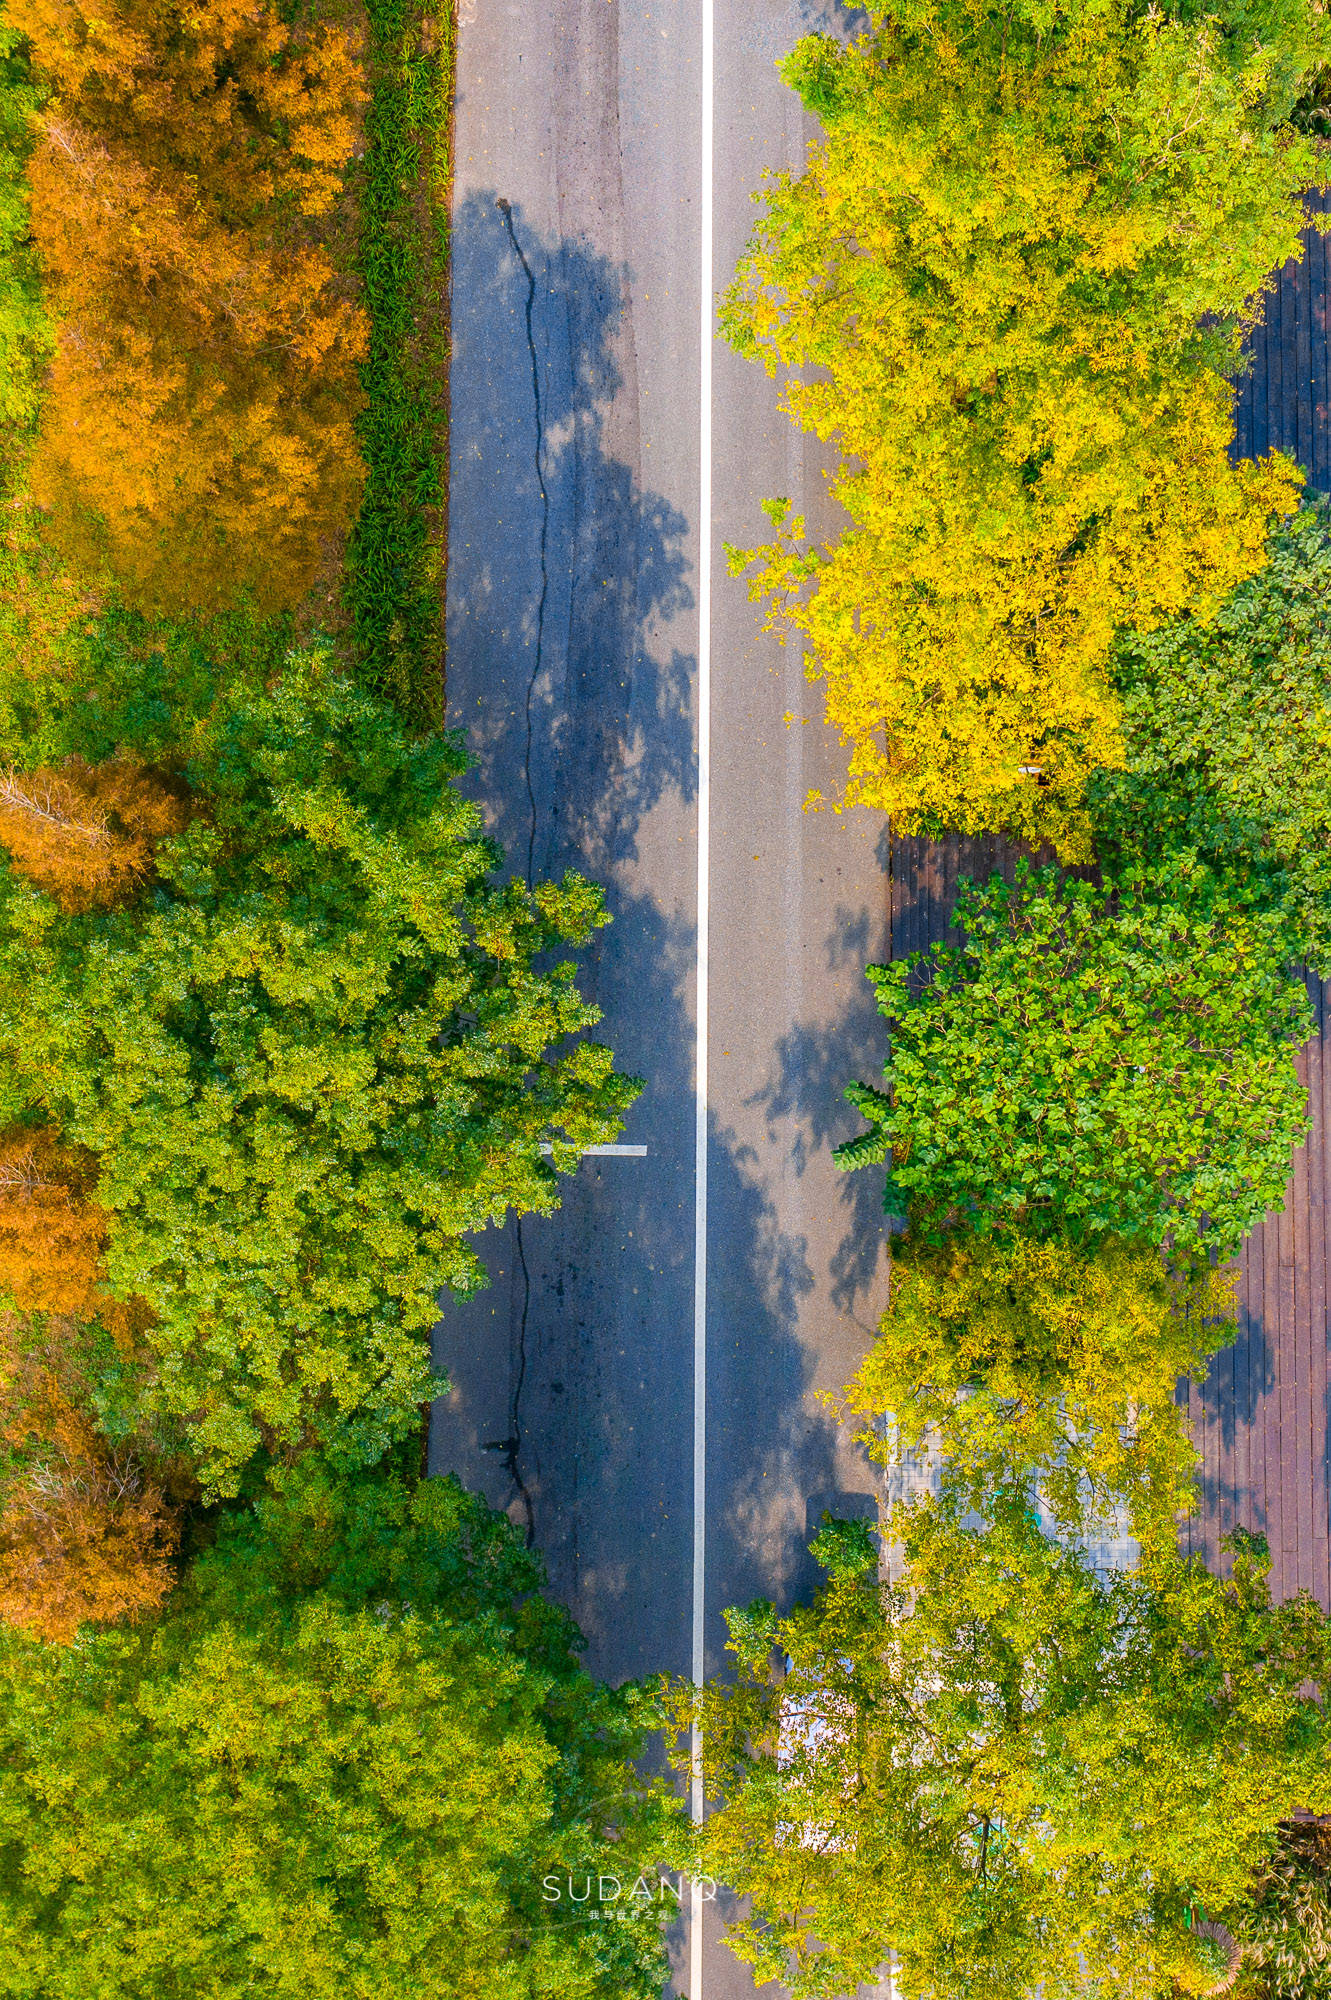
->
[497,197,549,892]
[492,198,547,1544]
[480,1215,536,1544]
[510,1218,537,1545]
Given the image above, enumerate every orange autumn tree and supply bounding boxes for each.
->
[0,1316,177,1643]
[0,1128,107,1317]
[0,756,188,909]
[13,0,368,616]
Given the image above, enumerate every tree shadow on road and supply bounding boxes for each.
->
[445,190,696,899]
[745,904,895,1326]
[435,193,881,1685]
[731,0,872,68]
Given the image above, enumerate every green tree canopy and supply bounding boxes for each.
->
[673,1504,1331,2000]
[0,654,640,1491]
[1094,499,1331,973]
[0,28,52,446]
[838,859,1311,1261]
[723,0,1323,848]
[0,1466,676,1999]
[841,1230,1233,1544]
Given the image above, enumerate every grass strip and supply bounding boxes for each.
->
[347,0,454,728]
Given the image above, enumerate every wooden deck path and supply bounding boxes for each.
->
[1232,185,1331,491]
[887,834,1331,1608]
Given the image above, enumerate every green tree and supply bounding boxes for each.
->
[840,1230,1234,1545]
[722,0,1322,849]
[672,1505,1331,2000]
[0,28,53,447]
[0,552,292,767]
[838,859,1311,1261]
[0,654,640,1492]
[1093,498,1331,974]
[0,1465,676,1998]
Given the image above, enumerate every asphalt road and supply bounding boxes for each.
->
[431,3,890,1992]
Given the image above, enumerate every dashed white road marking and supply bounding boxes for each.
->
[537,1143,649,1157]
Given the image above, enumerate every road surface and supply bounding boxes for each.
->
[432,2,889,1991]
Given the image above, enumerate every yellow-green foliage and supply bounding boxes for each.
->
[0,494,100,689]
[0,1467,676,1998]
[673,1508,1331,2000]
[724,0,1324,851]
[844,1232,1236,1542]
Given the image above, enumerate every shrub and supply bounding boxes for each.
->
[0,525,292,766]
[1236,1820,1331,1999]
[347,0,454,722]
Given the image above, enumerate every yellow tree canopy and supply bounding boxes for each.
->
[725,0,1328,850]
[843,1230,1235,1545]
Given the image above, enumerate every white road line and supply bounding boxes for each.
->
[537,1143,649,1157]
[691,0,715,1991]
